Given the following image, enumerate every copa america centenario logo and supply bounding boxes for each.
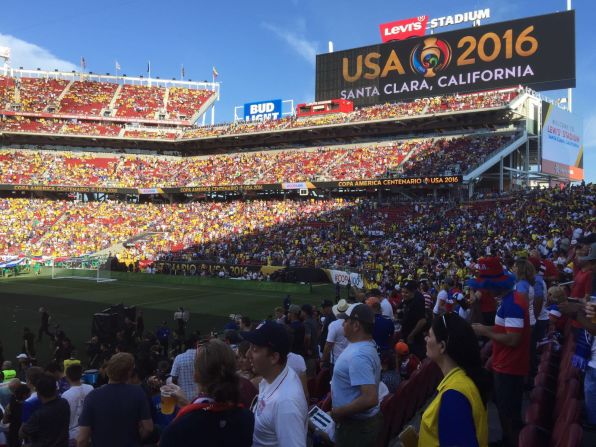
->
[410,37,452,78]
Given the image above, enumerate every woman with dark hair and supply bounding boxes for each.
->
[419,313,489,447]
[159,339,254,447]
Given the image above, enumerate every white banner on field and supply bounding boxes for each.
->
[326,269,364,289]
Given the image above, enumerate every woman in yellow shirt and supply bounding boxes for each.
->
[419,313,489,447]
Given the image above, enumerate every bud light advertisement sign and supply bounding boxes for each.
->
[244,99,282,122]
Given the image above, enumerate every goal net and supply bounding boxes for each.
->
[51,255,116,283]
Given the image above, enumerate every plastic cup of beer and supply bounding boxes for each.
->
[160,384,179,415]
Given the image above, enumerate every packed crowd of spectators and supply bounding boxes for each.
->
[0,182,593,447]
[0,86,519,141]
[114,85,165,119]
[58,80,118,116]
[166,88,213,120]
[16,78,70,113]
[0,134,513,189]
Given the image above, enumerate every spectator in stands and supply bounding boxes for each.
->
[22,366,44,424]
[332,303,381,447]
[394,342,420,380]
[319,300,335,352]
[170,335,198,401]
[61,364,93,444]
[300,304,320,378]
[559,242,596,428]
[77,352,153,447]
[3,383,30,447]
[159,339,254,447]
[380,351,400,394]
[321,300,349,369]
[287,305,306,358]
[365,296,394,353]
[471,257,530,447]
[419,313,489,446]
[398,280,427,359]
[45,361,70,395]
[19,372,70,447]
[244,321,307,447]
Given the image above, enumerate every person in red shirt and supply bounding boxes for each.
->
[471,257,530,447]
[570,236,594,301]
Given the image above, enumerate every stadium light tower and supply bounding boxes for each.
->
[567,0,572,112]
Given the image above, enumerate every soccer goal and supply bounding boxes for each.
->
[51,256,116,283]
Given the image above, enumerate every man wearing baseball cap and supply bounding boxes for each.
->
[471,257,530,447]
[244,321,307,447]
[331,303,381,447]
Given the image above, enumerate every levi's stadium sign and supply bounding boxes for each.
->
[316,11,575,107]
[380,16,428,42]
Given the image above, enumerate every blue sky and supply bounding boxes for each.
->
[0,0,594,181]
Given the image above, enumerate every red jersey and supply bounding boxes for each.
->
[570,268,593,300]
[492,291,531,376]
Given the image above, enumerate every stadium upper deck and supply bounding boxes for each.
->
[0,75,521,151]
[0,69,216,126]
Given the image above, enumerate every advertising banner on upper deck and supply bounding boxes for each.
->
[316,11,575,107]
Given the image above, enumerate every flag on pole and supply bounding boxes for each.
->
[80,57,87,70]
[115,61,121,71]
[181,64,185,79]
[212,66,219,79]
[147,61,151,73]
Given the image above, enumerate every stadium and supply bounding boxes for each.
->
[0,3,593,447]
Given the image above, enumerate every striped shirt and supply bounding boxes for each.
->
[170,349,198,401]
[492,291,530,376]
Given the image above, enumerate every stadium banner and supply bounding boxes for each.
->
[0,176,462,195]
[152,260,262,278]
[244,99,282,122]
[316,11,575,107]
[0,184,136,194]
[541,102,583,180]
[324,269,365,289]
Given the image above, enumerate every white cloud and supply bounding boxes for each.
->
[262,23,318,66]
[0,33,77,72]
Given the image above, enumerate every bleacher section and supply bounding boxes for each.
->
[0,82,519,141]
[0,134,516,188]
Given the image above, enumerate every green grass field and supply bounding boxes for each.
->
[0,269,336,366]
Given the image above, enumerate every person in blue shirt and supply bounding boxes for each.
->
[332,303,382,447]
[156,322,171,356]
[365,297,395,353]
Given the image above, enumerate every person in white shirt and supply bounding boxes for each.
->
[322,300,350,368]
[245,321,308,447]
[170,336,198,400]
[61,363,93,442]
[287,351,309,400]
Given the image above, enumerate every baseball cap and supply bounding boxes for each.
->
[394,342,409,356]
[241,321,290,357]
[337,303,375,324]
[402,280,419,291]
[16,353,28,360]
[288,304,301,315]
